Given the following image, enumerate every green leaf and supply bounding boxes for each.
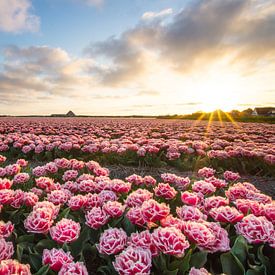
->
[89,227,100,244]
[110,215,124,227]
[179,249,192,274]
[164,269,179,275]
[220,252,245,275]
[256,245,270,275]
[17,234,35,244]
[29,252,42,271]
[83,243,97,258]
[167,260,181,271]
[257,245,269,267]
[246,265,265,275]
[248,252,260,265]
[246,270,262,275]
[16,244,24,262]
[45,151,53,161]
[122,217,136,235]
[231,235,248,267]
[58,207,71,220]
[10,211,24,225]
[5,209,19,216]
[35,239,56,254]
[159,253,167,270]
[33,265,50,275]
[70,225,91,257]
[190,251,208,268]
[97,265,112,274]
[152,253,168,272]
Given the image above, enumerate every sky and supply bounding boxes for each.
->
[0,0,274,116]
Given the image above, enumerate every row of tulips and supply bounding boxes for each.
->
[0,155,274,274]
[0,118,274,176]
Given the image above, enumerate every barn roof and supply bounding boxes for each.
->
[66,111,76,116]
[254,107,275,115]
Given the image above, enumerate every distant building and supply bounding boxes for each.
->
[51,111,76,117]
[66,111,76,117]
[252,107,275,117]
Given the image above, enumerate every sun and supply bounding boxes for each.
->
[199,89,238,112]
[194,72,241,112]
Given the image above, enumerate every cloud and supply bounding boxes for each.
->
[85,34,150,86]
[75,0,104,7]
[0,45,95,106]
[91,94,126,100]
[85,0,275,85]
[0,0,40,33]
[142,8,173,21]
[177,102,202,106]
[86,0,104,6]
[159,0,247,70]
[1,0,275,115]
[137,90,160,96]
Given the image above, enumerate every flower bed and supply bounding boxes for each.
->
[0,156,274,274]
[0,118,274,176]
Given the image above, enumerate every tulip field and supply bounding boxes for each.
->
[0,118,274,275]
[0,118,274,175]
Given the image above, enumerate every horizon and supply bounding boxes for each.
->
[0,0,275,115]
[1,106,274,117]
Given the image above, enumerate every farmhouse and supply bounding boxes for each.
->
[252,107,275,117]
[51,110,76,117]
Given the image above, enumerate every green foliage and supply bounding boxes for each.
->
[70,225,91,257]
[221,251,245,275]
[190,251,208,268]
[220,236,271,275]
[33,265,50,275]
[122,216,136,235]
[157,111,275,124]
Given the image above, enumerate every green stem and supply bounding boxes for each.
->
[62,243,70,252]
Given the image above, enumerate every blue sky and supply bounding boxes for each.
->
[0,0,186,55]
[0,0,274,115]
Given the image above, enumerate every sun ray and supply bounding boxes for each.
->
[205,111,214,136]
[224,112,239,128]
[223,111,257,146]
[217,109,224,128]
[190,112,206,131]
